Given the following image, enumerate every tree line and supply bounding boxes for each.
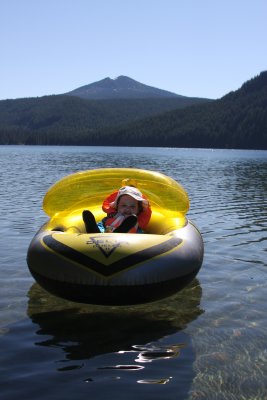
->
[0,71,266,149]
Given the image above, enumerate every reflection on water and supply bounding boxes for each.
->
[0,281,203,400]
[27,281,203,358]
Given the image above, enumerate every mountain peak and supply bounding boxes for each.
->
[65,76,181,100]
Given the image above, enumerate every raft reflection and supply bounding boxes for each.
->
[27,280,203,361]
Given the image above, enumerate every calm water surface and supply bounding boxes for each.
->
[0,146,266,400]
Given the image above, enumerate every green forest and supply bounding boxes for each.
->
[0,71,266,149]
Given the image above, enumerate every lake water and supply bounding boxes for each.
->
[0,145,266,400]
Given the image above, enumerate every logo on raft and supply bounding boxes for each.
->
[86,236,127,258]
[42,234,183,278]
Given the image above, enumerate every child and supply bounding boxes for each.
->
[83,185,151,233]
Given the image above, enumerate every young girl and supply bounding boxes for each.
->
[83,185,151,233]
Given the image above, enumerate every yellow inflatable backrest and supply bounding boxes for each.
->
[43,168,190,219]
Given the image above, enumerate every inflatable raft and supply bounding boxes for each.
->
[27,168,204,305]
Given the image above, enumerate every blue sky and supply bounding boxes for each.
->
[1,0,266,100]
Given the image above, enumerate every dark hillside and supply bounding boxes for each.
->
[0,72,266,149]
[94,71,267,150]
[0,92,210,145]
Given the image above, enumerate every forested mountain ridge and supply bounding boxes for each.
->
[91,71,267,149]
[0,77,210,145]
[0,72,266,149]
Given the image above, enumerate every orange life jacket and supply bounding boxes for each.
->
[102,213,139,233]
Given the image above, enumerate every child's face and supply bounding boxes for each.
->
[117,195,139,216]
